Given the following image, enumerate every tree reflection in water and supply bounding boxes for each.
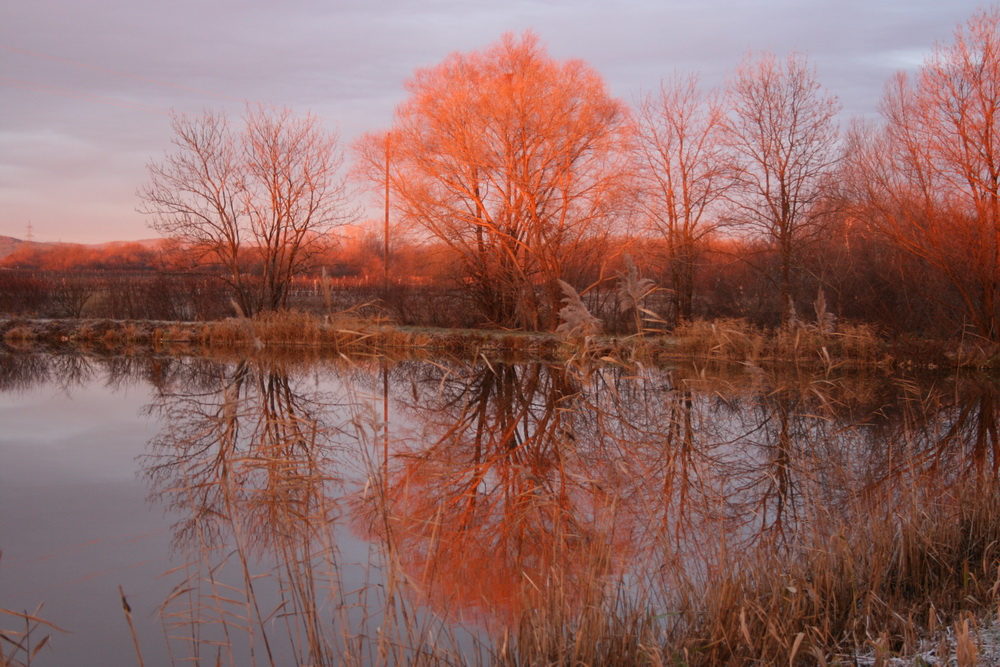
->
[9,349,994,663]
[143,356,353,665]
[379,363,886,624]
[380,362,611,624]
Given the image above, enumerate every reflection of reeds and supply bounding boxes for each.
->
[371,360,1000,664]
[665,470,1000,664]
[19,352,1000,664]
[143,356,483,665]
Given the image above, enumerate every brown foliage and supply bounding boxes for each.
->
[0,242,162,271]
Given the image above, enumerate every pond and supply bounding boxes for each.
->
[1,351,997,665]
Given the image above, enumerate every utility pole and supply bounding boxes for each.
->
[383,132,391,295]
[25,221,33,243]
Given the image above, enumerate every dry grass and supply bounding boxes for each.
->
[670,478,1000,663]
[0,603,66,666]
[4,310,1000,373]
[671,317,766,361]
[469,461,1000,666]
[2,326,38,352]
[668,318,883,367]
[0,312,978,371]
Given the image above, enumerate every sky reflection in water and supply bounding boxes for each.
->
[0,352,995,665]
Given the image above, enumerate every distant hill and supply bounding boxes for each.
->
[94,238,164,250]
[0,236,19,258]
[0,236,163,260]
[0,236,54,259]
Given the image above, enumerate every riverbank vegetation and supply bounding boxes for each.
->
[7,309,1000,372]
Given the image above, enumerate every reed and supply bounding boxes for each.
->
[9,353,1000,664]
[462,464,1000,666]
[0,603,66,666]
[655,465,1000,664]
[671,317,765,361]
[0,313,967,371]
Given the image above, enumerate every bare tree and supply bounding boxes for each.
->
[139,105,356,316]
[633,73,730,324]
[847,7,1000,340]
[725,52,841,324]
[356,32,632,330]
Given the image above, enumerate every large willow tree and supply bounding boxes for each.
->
[358,32,631,330]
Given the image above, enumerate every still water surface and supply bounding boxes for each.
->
[0,352,994,665]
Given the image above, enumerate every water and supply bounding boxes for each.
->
[0,351,995,665]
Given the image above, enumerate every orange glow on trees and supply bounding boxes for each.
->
[359,32,632,330]
[848,6,1000,340]
[139,106,357,316]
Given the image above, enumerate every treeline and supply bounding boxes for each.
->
[7,6,999,341]
[0,227,956,339]
[344,6,1000,339]
[0,205,976,337]
[1,242,165,271]
[0,271,232,320]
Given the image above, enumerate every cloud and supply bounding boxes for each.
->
[0,0,986,241]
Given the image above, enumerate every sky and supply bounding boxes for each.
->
[0,0,989,244]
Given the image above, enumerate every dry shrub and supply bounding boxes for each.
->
[673,318,764,361]
[773,321,827,359]
[75,323,95,342]
[758,321,882,365]
[160,324,195,343]
[322,310,381,347]
[771,322,882,364]
[101,325,123,345]
[3,325,37,343]
[196,310,391,353]
[206,317,252,346]
[832,322,880,361]
[251,310,321,344]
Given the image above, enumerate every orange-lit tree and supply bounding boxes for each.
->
[847,7,1000,340]
[633,74,730,324]
[358,32,631,330]
[139,105,356,316]
[725,52,840,324]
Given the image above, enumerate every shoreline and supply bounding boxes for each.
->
[0,314,996,370]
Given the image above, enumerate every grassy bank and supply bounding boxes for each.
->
[0,314,562,360]
[3,313,999,369]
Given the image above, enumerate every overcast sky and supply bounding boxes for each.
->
[0,0,988,244]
